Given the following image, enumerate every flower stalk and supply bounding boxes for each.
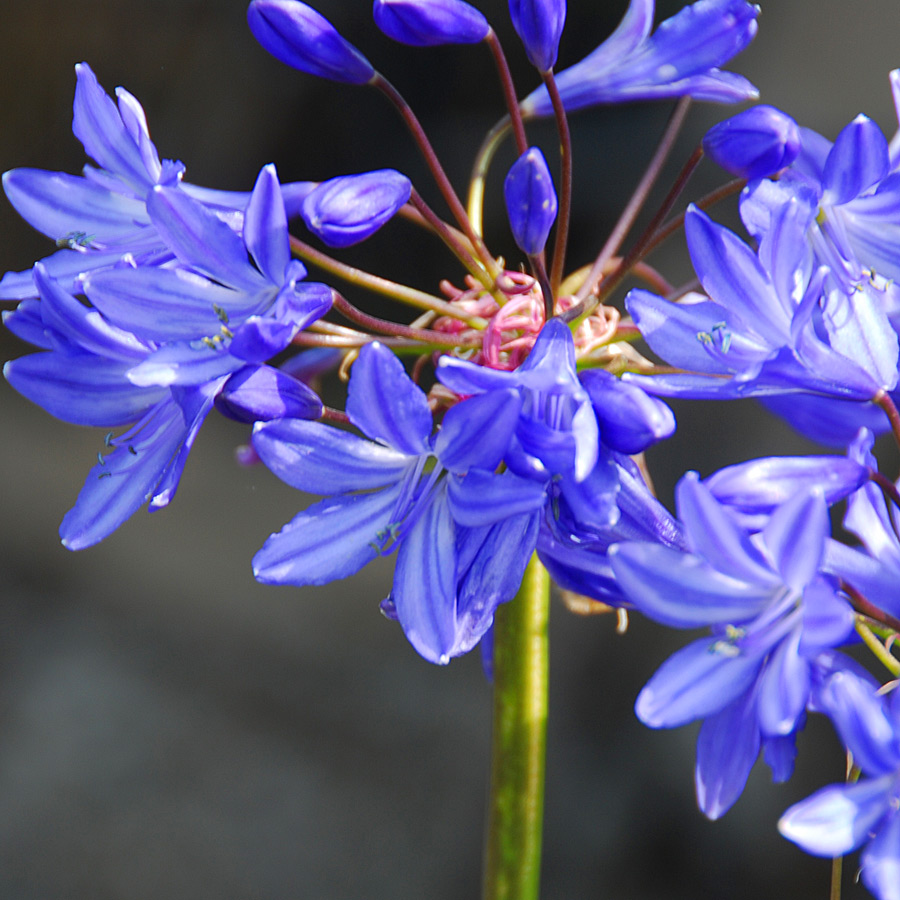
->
[483,553,550,900]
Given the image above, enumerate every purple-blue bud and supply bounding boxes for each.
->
[503,147,558,257]
[373,0,489,46]
[508,0,566,72]
[301,169,412,247]
[702,104,801,181]
[579,369,675,454]
[247,0,375,84]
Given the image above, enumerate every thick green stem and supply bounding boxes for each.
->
[483,553,550,900]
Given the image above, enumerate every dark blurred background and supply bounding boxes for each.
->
[0,2,898,898]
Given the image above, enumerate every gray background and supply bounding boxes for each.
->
[1,1,898,897]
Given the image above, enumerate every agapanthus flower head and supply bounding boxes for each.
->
[300,169,412,247]
[503,147,558,257]
[247,0,375,84]
[520,0,759,117]
[508,0,566,72]
[373,0,489,46]
[703,104,801,180]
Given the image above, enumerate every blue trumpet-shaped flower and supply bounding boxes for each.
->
[3,164,330,549]
[610,473,855,818]
[252,341,546,664]
[520,0,759,117]
[373,0,489,46]
[626,203,900,420]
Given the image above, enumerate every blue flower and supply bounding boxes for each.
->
[779,662,900,900]
[519,0,759,117]
[609,473,855,818]
[0,63,314,301]
[626,204,900,413]
[3,164,329,549]
[252,341,546,664]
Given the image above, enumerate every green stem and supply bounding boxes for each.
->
[483,553,550,900]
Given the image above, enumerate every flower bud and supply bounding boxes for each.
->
[702,104,801,181]
[373,0,489,46]
[579,369,675,454]
[247,0,375,84]
[301,169,412,247]
[503,147,558,257]
[508,0,566,72]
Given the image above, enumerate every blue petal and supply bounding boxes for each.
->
[84,266,254,341]
[252,417,411,494]
[779,777,894,857]
[346,342,432,454]
[5,352,165,427]
[860,808,900,900]
[635,636,763,727]
[625,289,768,375]
[33,263,150,360]
[447,469,547,527]
[798,578,854,655]
[815,663,900,777]
[147,184,264,294]
[675,473,776,586]
[253,483,402,585]
[434,389,522,473]
[759,392,889,447]
[2,167,150,241]
[822,115,890,206]
[610,543,771,628]
[59,396,188,549]
[757,630,809,737]
[685,206,790,346]
[455,515,541,653]
[392,490,459,664]
[127,342,241,387]
[228,316,295,362]
[695,685,760,819]
[244,163,291,284]
[71,63,154,193]
[761,489,826,591]
[704,455,869,513]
